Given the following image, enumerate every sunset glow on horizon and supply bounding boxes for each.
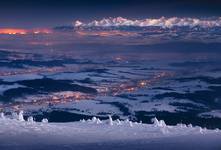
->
[0,28,27,35]
[0,28,52,35]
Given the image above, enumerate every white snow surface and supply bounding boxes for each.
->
[0,112,221,150]
[0,74,43,82]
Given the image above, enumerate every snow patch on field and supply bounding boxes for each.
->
[0,74,43,82]
[199,110,221,118]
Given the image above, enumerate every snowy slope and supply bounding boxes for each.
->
[0,112,221,150]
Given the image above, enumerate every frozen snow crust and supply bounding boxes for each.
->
[0,111,221,150]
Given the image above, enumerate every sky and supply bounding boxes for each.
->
[0,0,221,28]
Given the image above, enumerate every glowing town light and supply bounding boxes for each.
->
[140,81,146,86]
[115,57,123,61]
[34,31,40,34]
[127,87,135,92]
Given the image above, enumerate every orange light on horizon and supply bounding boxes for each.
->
[0,28,52,35]
[0,28,28,35]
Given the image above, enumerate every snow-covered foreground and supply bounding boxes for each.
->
[0,112,221,150]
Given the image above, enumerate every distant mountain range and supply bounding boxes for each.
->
[54,17,221,32]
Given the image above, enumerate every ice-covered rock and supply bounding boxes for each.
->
[41,118,48,123]
[27,116,34,123]
[108,115,113,126]
[188,124,193,128]
[0,112,5,119]
[80,119,86,123]
[199,127,207,134]
[91,117,102,124]
[96,118,102,124]
[151,117,167,127]
[129,121,133,127]
[116,119,122,125]
[18,111,25,121]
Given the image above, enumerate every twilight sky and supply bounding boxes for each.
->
[0,0,221,28]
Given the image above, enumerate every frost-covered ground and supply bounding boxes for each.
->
[0,112,221,150]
